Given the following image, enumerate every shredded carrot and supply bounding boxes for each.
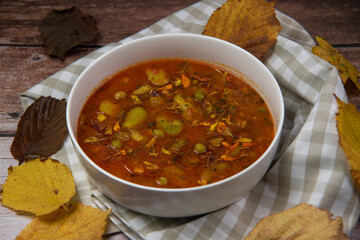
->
[242,142,256,147]
[181,73,191,88]
[113,121,121,131]
[216,121,227,133]
[222,141,231,147]
[220,155,237,161]
[158,83,173,91]
[190,74,209,82]
[133,167,144,174]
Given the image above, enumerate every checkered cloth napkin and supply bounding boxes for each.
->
[20,0,360,239]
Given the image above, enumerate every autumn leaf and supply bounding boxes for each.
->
[16,203,110,240]
[244,203,347,239]
[203,0,282,58]
[39,6,98,59]
[10,96,67,163]
[312,36,360,90]
[335,96,360,186]
[1,158,75,216]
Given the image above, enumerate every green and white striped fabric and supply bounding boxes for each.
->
[20,0,360,239]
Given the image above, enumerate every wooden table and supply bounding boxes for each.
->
[1,0,359,239]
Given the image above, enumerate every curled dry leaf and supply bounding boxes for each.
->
[244,203,348,240]
[312,37,360,90]
[1,158,75,216]
[16,203,110,240]
[39,6,98,59]
[10,96,67,163]
[203,0,282,58]
[335,96,360,186]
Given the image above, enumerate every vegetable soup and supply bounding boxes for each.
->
[77,59,274,188]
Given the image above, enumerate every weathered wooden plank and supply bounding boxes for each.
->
[0,0,200,45]
[1,0,359,46]
[276,0,360,45]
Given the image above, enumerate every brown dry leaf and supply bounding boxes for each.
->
[335,96,360,186]
[203,0,282,58]
[312,36,360,90]
[1,158,75,216]
[244,203,348,240]
[40,6,98,59]
[10,96,67,163]
[16,203,110,240]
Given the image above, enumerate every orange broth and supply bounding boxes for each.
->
[77,59,274,188]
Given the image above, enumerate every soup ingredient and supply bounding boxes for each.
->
[1,158,75,216]
[122,106,147,128]
[16,203,109,240]
[156,117,184,136]
[77,59,274,188]
[335,96,360,187]
[146,68,170,86]
[202,0,281,58]
[10,96,67,163]
[194,143,207,153]
[39,7,97,59]
[312,37,360,90]
[244,203,347,240]
[99,100,119,117]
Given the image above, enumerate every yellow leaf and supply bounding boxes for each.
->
[16,203,110,240]
[312,36,360,90]
[335,96,360,186]
[1,158,75,216]
[203,0,281,58]
[244,203,347,240]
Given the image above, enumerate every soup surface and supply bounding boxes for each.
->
[77,59,274,188]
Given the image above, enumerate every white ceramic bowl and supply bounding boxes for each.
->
[67,33,284,217]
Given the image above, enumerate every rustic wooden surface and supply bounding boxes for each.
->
[0,0,359,239]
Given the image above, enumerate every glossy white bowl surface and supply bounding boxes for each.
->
[66,33,284,217]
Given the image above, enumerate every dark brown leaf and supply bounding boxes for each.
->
[39,6,97,59]
[10,96,68,163]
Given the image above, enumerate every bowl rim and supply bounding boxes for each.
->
[66,33,285,193]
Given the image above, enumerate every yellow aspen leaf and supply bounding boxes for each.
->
[1,158,75,216]
[16,203,110,240]
[335,96,360,186]
[312,36,360,90]
[244,203,347,240]
[203,0,281,59]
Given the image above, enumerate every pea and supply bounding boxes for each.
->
[122,106,147,128]
[156,177,168,185]
[114,91,127,99]
[194,89,205,101]
[110,139,122,149]
[194,143,206,154]
[152,129,165,138]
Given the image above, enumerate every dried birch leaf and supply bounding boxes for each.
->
[244,203,347,240]
[39,6,97,59]
[1,158,75,216]
[335,96,360,186]
[16,203,110,240]
[312,36,360,90]
[10,96,67,163]
[203,0,281,58]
